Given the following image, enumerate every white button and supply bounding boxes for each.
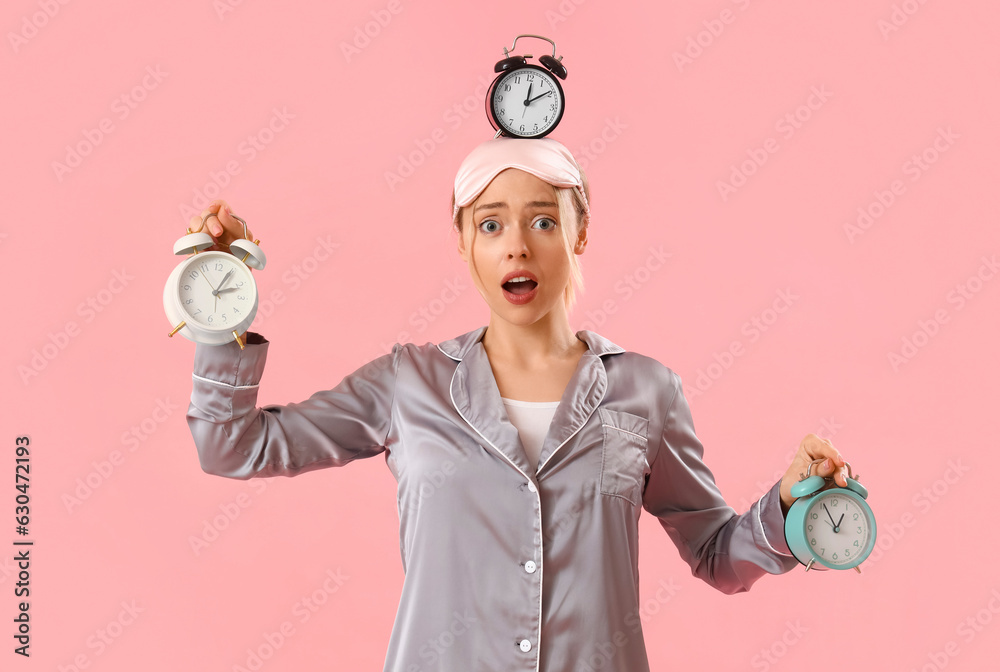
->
[519,639,532,652]
[524,560,536,573]
[527,482,537,492]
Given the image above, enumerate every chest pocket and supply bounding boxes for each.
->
[598,408,650,506]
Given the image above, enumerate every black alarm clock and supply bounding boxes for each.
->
[486,34,567,139]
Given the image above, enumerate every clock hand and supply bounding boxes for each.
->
[526,90,552,104]
[217,269,235,291]
[835,513,845,533]
[823,504,838,531]
[522,82,533,107]
[202,270,219,296]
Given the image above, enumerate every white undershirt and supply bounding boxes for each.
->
[501,397,560,472]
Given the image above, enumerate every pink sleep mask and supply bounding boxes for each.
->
[452,137,589,223]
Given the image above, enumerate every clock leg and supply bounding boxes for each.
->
[804,559,815,572]
[232,331,245,350]
[854,565,862,574]
[168,321,186,337]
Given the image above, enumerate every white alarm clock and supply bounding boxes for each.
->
[164,213,265,349]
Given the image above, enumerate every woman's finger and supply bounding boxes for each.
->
[799,434,848,487]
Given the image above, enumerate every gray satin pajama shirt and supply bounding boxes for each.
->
[186,325,800,672]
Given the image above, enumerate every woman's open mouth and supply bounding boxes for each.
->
[501,276,539,304]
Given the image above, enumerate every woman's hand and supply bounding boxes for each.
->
[188,199,255,254]
[779,434,850,516]
[187,199,257,344]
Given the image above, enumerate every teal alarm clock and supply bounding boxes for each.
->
[784,459,876,573]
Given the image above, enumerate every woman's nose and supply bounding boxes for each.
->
[505,224,530,258]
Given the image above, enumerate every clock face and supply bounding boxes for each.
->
[803,490,874,567]
[176,253,256,331]
[491,66,564,138]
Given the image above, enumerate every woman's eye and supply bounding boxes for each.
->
[533,218,557,230]
[479,220,500,233]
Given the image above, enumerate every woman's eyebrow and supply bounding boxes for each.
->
[474,200,558,213]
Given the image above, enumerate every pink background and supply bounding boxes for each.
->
[3,1,998,670]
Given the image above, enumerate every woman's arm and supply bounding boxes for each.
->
[186,331,400,479]
[642,371,800,594]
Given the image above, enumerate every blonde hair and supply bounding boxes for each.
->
[451,169,590,315]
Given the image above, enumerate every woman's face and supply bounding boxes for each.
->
[457,168,586,327]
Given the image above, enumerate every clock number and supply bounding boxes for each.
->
[215,262,225,271]
[183,284,191,290]
[192,309,202,316]
[237,295,246,300]
[807,524,813,531]
[819,547,825,556]
[233,307,240,314]
[844,549,851,557]
[235,281,243,288]
[857,526,863,533]
[185,299,193,304]
[810,513,818,520]
[500,108,506,115]
[853,540,859,547]
[200,262,209,273]
[853,513,859,521]
[832,553,838,560]
[533,124,538,131]
[810,538,816,546]
[520,125,525,132]
[514,76,521,84]
[526,73,534,81]
[832,499,839,507]
[221,314,227,322]
[189,271,199,279]
[504,84,511,92]
[207,315,213,323]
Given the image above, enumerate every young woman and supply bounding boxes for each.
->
[186,137,850,672]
